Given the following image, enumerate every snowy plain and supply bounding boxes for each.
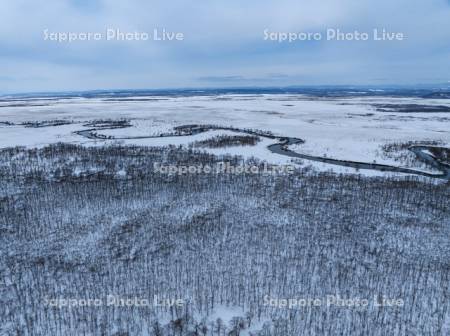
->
[0,94,449,177]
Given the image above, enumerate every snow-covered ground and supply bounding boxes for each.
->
[0,94,448,176]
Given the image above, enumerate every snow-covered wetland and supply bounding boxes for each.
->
[1,92,449,177]
[0,91,449,335]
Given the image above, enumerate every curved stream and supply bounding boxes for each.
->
[75,124,450,180]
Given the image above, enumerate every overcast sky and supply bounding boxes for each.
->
[1,0,449,93]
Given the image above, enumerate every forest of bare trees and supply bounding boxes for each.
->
[0,143,449,335]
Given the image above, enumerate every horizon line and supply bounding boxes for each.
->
[2,83,450,98]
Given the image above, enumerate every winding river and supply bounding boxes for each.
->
[75,124,450,180]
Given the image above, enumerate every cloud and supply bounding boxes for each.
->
[0,0,449,92]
